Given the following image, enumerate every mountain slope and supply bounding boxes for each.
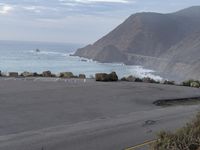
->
[74,6,200,81]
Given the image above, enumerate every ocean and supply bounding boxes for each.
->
[0,40,162,80]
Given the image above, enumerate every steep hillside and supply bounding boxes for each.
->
[74,6,200,81]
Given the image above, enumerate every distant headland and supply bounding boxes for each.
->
[74,6,200,81]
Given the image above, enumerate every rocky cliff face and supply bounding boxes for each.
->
[74,6,200,81]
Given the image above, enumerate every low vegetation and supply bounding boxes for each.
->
[152,112,200,150]
[59,72,74,78]
[182,80,200,88]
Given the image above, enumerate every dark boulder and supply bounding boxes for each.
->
[9,72,19,77]
[95,72,118,82]
[51,74,57,78]
[142,77,158,83]
[121,75,136,82]
[20,71,33,77]
[33,72,42,77]
[79,74,86,79]
[109,72,118,81]
[95,73,109,81]
[42,71,52,77]
[163,80,175,85]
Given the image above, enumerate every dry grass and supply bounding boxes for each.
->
[152,113,200,150]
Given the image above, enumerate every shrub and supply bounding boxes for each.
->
[152,112,200,150]
[190,82,200,88]
[182,80,200,88]
[59,72,74,78]
[182,79,195,86]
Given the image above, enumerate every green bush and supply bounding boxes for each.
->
[190,82,200,88]
[59,72,74,78]
[182,80,200,88]
[182,79,195,86]
[152,113,200,150]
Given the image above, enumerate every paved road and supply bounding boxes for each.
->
[0,78,200,150]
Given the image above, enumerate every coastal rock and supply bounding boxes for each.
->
[42,71,52,77]
[33,72,42,77]
[79,74,86,79]
[121,75,136,82]
[109,72,118,81]
[95,73,110,81]
[21,71,33,77]
[51,74,57,78]
[95,72,118,82]
[163,80,175,85]
[9,72,18,77]
[142,77,158,83]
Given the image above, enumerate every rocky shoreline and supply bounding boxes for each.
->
[0,71,86,79]
[1,70,200,89]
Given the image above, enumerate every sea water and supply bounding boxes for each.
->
[0,40,162,80]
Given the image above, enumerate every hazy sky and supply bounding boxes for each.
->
[0,0,200,44]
